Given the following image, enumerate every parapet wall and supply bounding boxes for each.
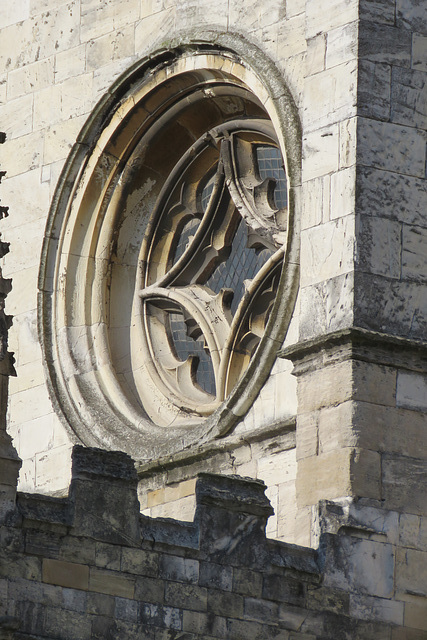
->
[1,445,425,639]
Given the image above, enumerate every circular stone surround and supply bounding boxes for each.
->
[39,37,301,461]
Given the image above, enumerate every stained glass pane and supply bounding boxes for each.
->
[173,218,199,263]
[201,173,216,211]
[169,312,216,395]
[206,220,273,315]
[256,146,287,209]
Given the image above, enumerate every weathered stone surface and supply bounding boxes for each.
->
[321,534,395,598]
[382,455,427,516]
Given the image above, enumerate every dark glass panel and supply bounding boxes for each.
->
[169,312,216,395]
[256,145,287,209]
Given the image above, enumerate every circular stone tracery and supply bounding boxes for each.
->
[39,42,301,460]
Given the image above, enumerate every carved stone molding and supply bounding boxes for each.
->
[39,36,301,461]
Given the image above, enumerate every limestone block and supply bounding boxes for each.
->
[54,45,86,85]
[8,58,54,101]
[229,0,284,31]
[359,22,412,67]
[277,480,297,542]
[43,115,87,165]
[17,455,36,492]
[258,449,296,487]
[299,272,354,341]
[42,558,89,590]
[382,454,427,516]
[1,216,45,276]
[140,0,163,19]
[412,34,427,72]
[396,547,427,597]
[391,67,427,131]
[296,360,353,413]
[404,602,427,631]
[330,166,355,220]
[45,608,92,640]
[402,225,427,284]
[356,167,427,228]
[273,369,297,419]
[173,0,228,30]
[276,13,306,60]
[391,627,427,640]
[296,412,318,460]
[359,0,396,24]
[322,534,395,598]
[350,593,404,625]
[301,175,329,229]
[339,116,357,169]
[60,74,94,121]
[30,0,75,15]
[195,473,273,568]
[0,94,33,140]
[148,495,196,521]
[69,446,141,546]
[4,267,37,319]
[159,555,199,584]
[399,514,427,552]
[135,9,175,55]
[303,61,357,132]
[301,215,355,287]
[356,215,401,279]
[9,310,41,368]
[358,61,391,121]
[397,0,427,34]
[80,0,140,41]
[182,609,225,636]
[0,2,80,73]
[357,118,426,178]
[89,568,134,598]
[95,542,121,571]
[326,22,358,69]
[305,0,358,39]
[354,273,427,339]
[317,403,355,455]
[0,75,6,105]
[0,168,50,227]
[302,124,339,181]
[134,575,164,603]
[14,412,70,461]
[9,384,53,429]
[306,34,326,76]
[86,26,135,71]
[265,485,278,537]
[397,371,427,411]
[352,402,427,460]
[35,444,72,493]
[297,448,381,507]
[1,131,43,178]
[0,1,30,28]
[93,57,136,101]
[324,500,400,544]
[121,548,158,577]
[208,589,243,618]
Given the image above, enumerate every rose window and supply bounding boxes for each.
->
[39,45,300,459]
[140,120,287,415]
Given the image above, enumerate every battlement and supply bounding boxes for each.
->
[0,445,424,639]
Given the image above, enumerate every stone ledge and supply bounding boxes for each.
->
[279,327,427,374]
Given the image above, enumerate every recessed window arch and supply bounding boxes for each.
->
[39,39,301,460]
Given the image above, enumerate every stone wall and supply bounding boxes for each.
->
[0,0,302,507]
[1,445,426,639]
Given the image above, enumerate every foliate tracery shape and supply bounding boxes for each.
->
[140,120,287,415]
